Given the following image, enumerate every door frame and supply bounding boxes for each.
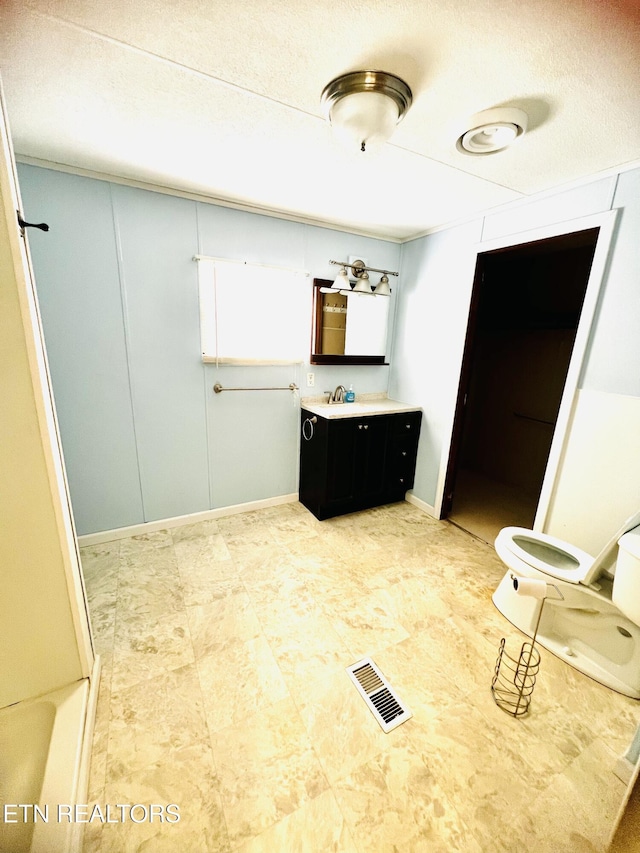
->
[435,208,618,530]
[0,81,95,680]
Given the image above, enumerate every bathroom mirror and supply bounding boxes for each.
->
[310,278,390,365]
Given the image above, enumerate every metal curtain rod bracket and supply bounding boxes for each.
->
[329,259,399,277]
[213,383,299,394]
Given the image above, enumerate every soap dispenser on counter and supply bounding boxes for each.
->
[345,384,355,403]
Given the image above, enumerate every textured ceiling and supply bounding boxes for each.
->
[1,0,639,239]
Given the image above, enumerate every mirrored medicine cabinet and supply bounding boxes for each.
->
[310,278,391,365]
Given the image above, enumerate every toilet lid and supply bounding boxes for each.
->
[586,509,640,584]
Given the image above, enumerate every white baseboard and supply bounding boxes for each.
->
[405,492,438,518]
[77,493,299,546]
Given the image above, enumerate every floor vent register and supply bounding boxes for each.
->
[346,657,412,733]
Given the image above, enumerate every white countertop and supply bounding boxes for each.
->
[301,396,421,420]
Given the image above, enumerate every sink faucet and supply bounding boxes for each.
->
[326,384,347,404]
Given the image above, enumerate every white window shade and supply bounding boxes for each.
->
[197,257,309,364]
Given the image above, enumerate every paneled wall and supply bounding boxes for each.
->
[19,161,640,549]
[18,165,401,535]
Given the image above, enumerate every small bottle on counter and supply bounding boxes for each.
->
[345,384,355,403]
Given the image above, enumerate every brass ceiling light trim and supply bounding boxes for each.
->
[321,70,413,153]
[321,71,413,121]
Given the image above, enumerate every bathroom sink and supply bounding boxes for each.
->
[301,398,421,419]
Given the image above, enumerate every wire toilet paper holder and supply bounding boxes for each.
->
[491,575,564,717]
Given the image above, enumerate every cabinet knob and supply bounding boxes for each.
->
[399,478,405,483]
[358,424,363,430]
[402,451,407,457]
[363,424,369,430]
[405,424,411,430]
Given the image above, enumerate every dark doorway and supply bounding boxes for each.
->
[442,228,599,544]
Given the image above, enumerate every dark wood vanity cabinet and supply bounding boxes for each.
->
[299,409,421,520]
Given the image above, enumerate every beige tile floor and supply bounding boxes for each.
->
[80,501,640,852]
[448,468,537,544]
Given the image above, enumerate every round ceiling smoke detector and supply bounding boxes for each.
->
[457,107,528,155]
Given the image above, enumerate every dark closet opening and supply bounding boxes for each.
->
[443,228,599,544]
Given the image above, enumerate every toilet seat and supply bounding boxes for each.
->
[495,526,594,584]
[492,511,640,698]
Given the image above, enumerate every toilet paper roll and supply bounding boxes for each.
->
[512,576,548,599]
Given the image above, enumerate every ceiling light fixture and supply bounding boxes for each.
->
[457,107,528,155]
[329,259,396,296]
[321,71,413,154]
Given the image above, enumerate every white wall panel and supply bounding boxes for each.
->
[581,168,640,397]
[481,176,616,243]
[546,389,640,553]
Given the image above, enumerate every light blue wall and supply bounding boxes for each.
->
[391,168,640,509]
[21,161,639,534]
[18,170,144,534]
[389,220,482,504]
[18,165,401,534]
[111,185,209,522]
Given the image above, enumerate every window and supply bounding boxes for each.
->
[196,257,310,364]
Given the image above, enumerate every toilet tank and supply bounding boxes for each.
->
[613,527,640,626]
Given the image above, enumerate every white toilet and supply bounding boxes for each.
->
[492,511,640,698]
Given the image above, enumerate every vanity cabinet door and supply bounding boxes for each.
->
[325,415,388,513]
[352,416,389,503]
[325,417,358,506]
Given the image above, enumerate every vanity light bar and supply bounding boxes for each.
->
[329,259,399,277]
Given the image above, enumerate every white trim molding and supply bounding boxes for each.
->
[405,492,437,518]
[433,208,619,530]
[16,156,404,243]
[77,493,299,546]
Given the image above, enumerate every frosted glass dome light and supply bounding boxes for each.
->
[321,71,412,154]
